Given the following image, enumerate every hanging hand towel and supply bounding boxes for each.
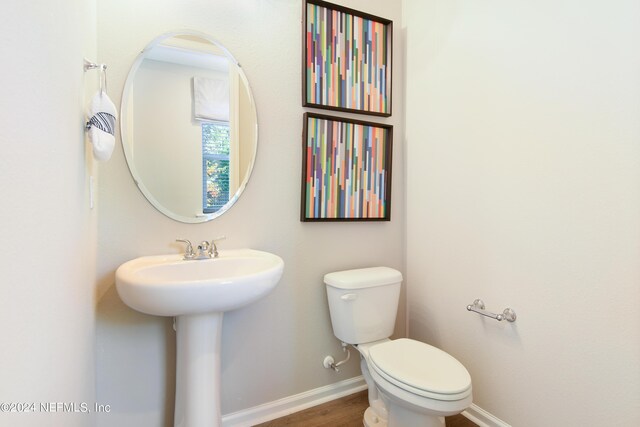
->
[193,76,229,122]
[86,91,118,161]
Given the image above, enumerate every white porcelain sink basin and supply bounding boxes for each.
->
[115,248,284,427]
[116,248,284,316]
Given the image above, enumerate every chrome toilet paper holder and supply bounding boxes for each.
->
[466,299,517,322]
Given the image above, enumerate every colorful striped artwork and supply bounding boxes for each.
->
[304,0,392,116]
[301,113,393,221]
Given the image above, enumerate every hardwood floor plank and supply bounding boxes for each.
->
[254,391,477,427]
[446,413,477,427]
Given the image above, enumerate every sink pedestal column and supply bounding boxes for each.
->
[174,312,223,427]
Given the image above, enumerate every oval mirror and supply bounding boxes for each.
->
[121,31,258,223]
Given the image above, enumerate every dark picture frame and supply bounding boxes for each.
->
[302,0,393,117]
[301,113,393,221]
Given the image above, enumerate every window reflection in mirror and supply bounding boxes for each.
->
[202,122,230,213]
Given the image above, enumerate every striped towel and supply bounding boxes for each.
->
[86,91,118,161]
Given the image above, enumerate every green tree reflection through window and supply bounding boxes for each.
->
[202,123,230,213]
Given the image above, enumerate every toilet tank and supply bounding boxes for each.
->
[324,267,402,345]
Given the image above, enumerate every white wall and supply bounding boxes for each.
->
[404,0,640,426]
[0,1,97,426]
[95,1,404,426]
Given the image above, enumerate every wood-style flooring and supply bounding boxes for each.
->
[255,390,477,427]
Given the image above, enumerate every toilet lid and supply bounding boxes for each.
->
[368,339,471,398]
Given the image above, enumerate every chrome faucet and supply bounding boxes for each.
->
[176,236,226,260]
[195,241,212,259]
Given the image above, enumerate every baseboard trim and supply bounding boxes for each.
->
[463,403,511,427]
[222,377,510,427]
[222,376,367,427]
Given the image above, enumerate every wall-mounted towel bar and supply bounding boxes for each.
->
[83,59,106,72]
[466,299,517,322]
[83,59,108,94]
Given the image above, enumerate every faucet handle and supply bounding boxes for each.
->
[209,236,226,258]
[176,239,195,259]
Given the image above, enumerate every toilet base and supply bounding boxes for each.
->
[363,404,446,427]
[386,401,445,427]
[364,407,387,427]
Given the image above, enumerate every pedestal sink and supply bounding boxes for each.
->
[115,248,284,427]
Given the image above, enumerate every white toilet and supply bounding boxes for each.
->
[324,267,472,427]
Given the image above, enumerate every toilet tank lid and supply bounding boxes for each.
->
[324,267,403,289]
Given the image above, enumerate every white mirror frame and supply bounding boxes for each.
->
[120,29,258,223]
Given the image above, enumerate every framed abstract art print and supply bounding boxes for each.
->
[303,0,393,117]
[301,113,393,221]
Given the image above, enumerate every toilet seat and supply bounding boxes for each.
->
[368,338,472,401]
